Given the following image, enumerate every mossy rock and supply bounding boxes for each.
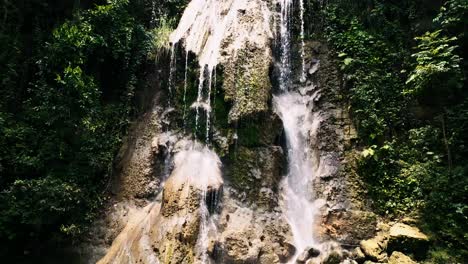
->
[236,113,282,147]
[223,44,271,122]
[226,146,284,207]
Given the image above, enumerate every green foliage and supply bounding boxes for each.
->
[358,127,442,214]
[324,6,408,142]
[0,0,156,254]
[434,0,468,37]
[322,0,468,260]
[148,17,175,62]
[406,30,462,96]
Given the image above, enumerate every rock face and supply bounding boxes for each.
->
[360,235,388,262]
[212,193,296,264]
[226,145,284,208]
[98,142,224,264]
[353,221,431,263]
[170,0,275,122]
[351,247,366,263]
[297,246,321,263]
[388,223,430,259]
[294,41,373,247]
[85,1,378,263]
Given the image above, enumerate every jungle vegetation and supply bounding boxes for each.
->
[0,0,466,262]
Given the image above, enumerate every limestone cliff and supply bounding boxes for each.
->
[87,1,380,264]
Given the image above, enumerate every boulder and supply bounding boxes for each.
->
[388,223,429,259]
[322,251,342,264]
[351,247,366,263]
[359,235,387,262]
[222,231,261,263]
[321,210,377,245]
[388,251,417,264]
[297,246,321,263]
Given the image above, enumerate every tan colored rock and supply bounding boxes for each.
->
[388,223,429,258]
[222,231,261,263]
[388,251,417,264]
[216,196,295,263]
[360,235,388,262]
[390,223,428,240]
[351,246,365,263]
[305,259,319,264]
[321,210,377,245]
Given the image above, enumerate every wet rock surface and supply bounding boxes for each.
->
[82,3,381,263]
[293,40,374,249]
[214,193,296,264]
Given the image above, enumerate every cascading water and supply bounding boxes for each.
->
[97,138,223,264]
[183,50,189,131]
[278,0,292,91]
[275,0,326,262]
[169,141,223,263]
[99,0,342,263]
[168,44,177,103]
[299,0,306,82]
[169,0,243,140]
[274,92,323,262]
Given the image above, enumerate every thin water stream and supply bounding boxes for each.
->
[274,91,322,263]
[276,0,324,262]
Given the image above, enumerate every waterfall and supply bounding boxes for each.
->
[170,0,245,140]
[299,0,306,82]
[275,0,325,262]
[170,141,223,263]
[183,50,189,131]
[278,0,292,91]
[274,92,322,262]
[97,138,223,264]
[278,0,306,85]
[168,43,177,105]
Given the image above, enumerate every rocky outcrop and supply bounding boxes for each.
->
[97,141,224,264]
[170,0,275,122]
[359,235,388,262]
[226,145,284,208]
[290,40,373,248]
[388,223,429,259]
[87,2,384,264]
[214,195,295,263]
[297,246,321,263]
[352,221,430,263]
[322,210,378,245]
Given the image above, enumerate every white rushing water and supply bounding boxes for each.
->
[278,0,307,86]
[168,44,177,104]
[169,0,273,140]
[170,141,223,263]
[275,0,325,262]
[299,0,306,82]
[183,50,189,131]
[274,91,322,263]
[170,140,223,191]
[170,0,242,140]
[278,0,292,91]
